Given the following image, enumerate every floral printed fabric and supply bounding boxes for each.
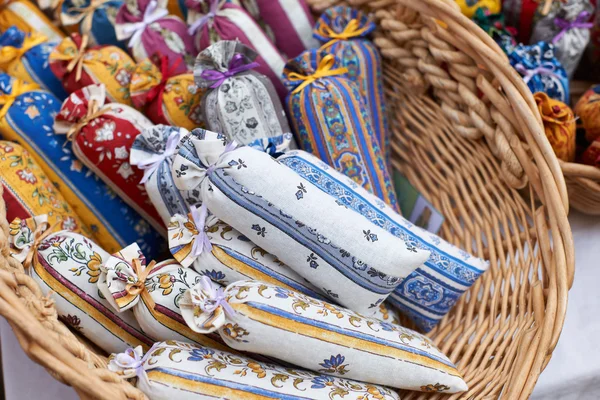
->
[171,129,430,315]
[284,49,398,212]
[60,0,125,48]
[53,84,165,234]
[116,0,196,73]
[130,57,205,130]
[168,211,326,300]
[278,148,490,332]
[0,143,89,235]
[185,0,287,98]
[314,6,389,165]
[195,41,292,145]
[472,8,517,53]
[507,41,570,103]
[97,242,232,350]
[534,92,576,162]
[575,85,600,142]
[9,217,154,353]
[182,280,467,392]
[0,0,64,42]
[129,125,200,224]
[0,74,163,256]
[231,0,317,59]
[109,341,401,400]
[49,33,136,106]
[530,0,593,78]
[0,26,68,100]
[455,0,500,18]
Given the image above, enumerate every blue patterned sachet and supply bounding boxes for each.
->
[60,0,126,48]
[278,149,489,332]
[283,49,399,212]
[508,41,570,103]
[314,6,389,164]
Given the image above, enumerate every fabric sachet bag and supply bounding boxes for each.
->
[529,0,593,77]
[54,84,165,234]
[98,242,232,350]
[508,41,570,103]
[172,129,430,315]
[1,143,90,233]
[60,0,125,47]
[0,74,164,256]
[9,215,154,353]
[283,49,398,211]
[115,0,196,72]
[182,279,468,393]
[455,0,500,18]
[575,84,600,142]
[49,33,136,105]
[230,0,317,58]
[108,341,402,400]
[194,41,292,145]
[0,0,64,42]
[169,209,326,300]
[130,56,205,130]
[130,125,200,224]
[0,26,68,100]
[472,8,517,53]
[166,0,186,19]
[582,138,600,166]
[186,0,287,97]
[313,6,389,162]
[534,92,576,162]
[503,0,541,42]
[278,148,489,332]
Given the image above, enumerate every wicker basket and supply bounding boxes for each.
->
[0,0,575,398]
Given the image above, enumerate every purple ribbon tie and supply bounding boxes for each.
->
[198,276,235,317]
[553,11,593,44]
[190,204,213,257]
[187,0,221,35]
[200,53,260,88]
[514,63,560,84]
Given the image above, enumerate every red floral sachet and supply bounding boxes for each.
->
[53,83,165,234]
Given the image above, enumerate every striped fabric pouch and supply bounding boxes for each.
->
[314,6,389,163]
[98,242,231,351]
[186,0,287,97]
[60,0,125,48]
[182,279,468,393]
[283,49,398,211]
[171,129,429,315]
[0,26,67,100]
[9,215,154,354]
[108,341,402,400]
[194,41,292,145]
[0,74,163,256]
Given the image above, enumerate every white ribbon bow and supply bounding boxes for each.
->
[136,129,182,184]
[120,0,169,48]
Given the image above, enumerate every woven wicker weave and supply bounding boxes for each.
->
[0,0,574,398]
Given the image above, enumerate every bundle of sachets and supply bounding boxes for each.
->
[0,74,163,256]
[529,0,593,78]
[60,0,125,47]
[0,26,67,100]
[185,0,287,97]
[109,341,402,400]
[130,57,205,130]
[0,0,64,41]
[1,142,89,234]
[49,33,136,105]
[9,215,154,353]
[313,6,389,162]
[230,0,317,58]
[115,0,196,72]
[283,49,398,211]
[172,129,430,315]
[508,41,570,103]
[182,279,468,392]
[98,242,232,351]
[194,41,292,145]
[277,148,490,332]
[54,84,165,234]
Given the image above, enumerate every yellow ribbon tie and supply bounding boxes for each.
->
[51,34,90,82]
[125,258,157,311]
[67,0,113,33]
[23,220,63,269]
[0,79,40,119]
[288,54,348,95]
[64,98,110,141]
[318,19,371,50]
[0,32,48,68]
